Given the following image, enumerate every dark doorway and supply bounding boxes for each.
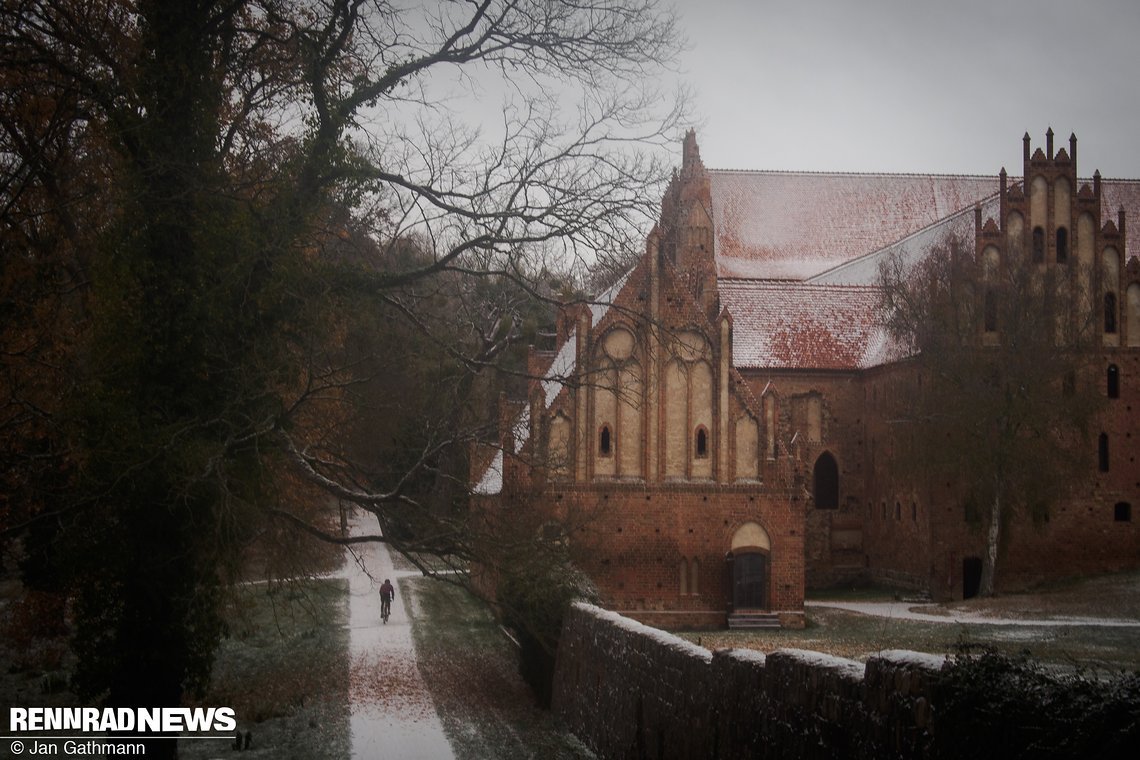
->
[963,557,983,600]
[733,552,768,609]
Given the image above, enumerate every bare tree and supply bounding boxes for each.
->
[879,234,1103,597]
[1,0,686,745]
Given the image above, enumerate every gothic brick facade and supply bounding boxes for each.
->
[474,129,1140,627]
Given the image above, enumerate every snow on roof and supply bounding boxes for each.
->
[542,274,629,411]
[543,327,577,408]
[472,449,502,495]
[709,170,999,281]
[809,195,999,286]
[512,404,530,454]
[590,271,630,326]
[720,280,905,370]
[474,274,629,496]
[1100,178,1140,261]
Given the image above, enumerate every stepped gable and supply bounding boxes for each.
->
[708,170,999,280]
[719,280,900,371]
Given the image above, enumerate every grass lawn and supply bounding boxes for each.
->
[679,571,1140,671]
[403,576,595,760]
[180,577,351,759]
[677,607,1140,671]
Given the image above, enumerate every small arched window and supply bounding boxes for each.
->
[1105,292,1118,334]
[1108,364,1120,399]
[694,426,709,458]
[598,424,612,457]
[1098,433,1110,472]
[1032,226,1045,262]
[1056,227,1068,263]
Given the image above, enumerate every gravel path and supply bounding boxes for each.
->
[342,514,455,760]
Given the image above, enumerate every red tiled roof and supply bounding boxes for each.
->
[1100,180,1140,261]
[709,171,1140,280]
[720,280,902,370]
[709,170,999,280]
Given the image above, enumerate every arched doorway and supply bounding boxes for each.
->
[727,522,771,611]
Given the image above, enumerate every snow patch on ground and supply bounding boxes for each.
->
[805,600,1140,628]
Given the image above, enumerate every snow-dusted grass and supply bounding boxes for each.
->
[406,577,596,760]
[181,577,351,759]
[682,571,1140,671]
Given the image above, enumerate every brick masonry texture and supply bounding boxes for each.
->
[553,604,954,760]
[475,129,1140,627]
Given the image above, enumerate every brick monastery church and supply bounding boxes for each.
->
[473,129,1140,629]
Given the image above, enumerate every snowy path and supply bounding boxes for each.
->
[341,515,455,760]
[805,600,1140,627]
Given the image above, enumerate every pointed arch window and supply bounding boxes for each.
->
[598,424,612,457]
[1056,228,1068,263]
[694,426,709,458]
[1032,226,1045,262]
[1108,364,1120,399]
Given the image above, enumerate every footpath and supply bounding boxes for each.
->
[805,599,1140,627]
[341,515,455,760]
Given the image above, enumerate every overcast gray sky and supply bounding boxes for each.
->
[678,0,1140,177]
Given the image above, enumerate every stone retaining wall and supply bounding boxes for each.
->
[552,603,942,759]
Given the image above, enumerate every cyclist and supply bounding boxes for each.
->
[379,578,395,623]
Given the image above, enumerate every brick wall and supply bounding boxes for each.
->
[545,482,805,626]
[552,603,948,759]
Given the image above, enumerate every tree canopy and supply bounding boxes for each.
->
[878,234,1103,596]
[1,0,686,742]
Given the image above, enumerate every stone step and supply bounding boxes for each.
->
[727,611,781,629]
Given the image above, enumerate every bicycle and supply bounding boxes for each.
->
[379,578,395,624]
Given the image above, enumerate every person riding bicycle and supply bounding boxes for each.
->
[379,578,395,622]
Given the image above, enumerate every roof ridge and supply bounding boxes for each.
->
[707,167,1002,181]
[719,279,881,290]
[707,168,1140,183]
